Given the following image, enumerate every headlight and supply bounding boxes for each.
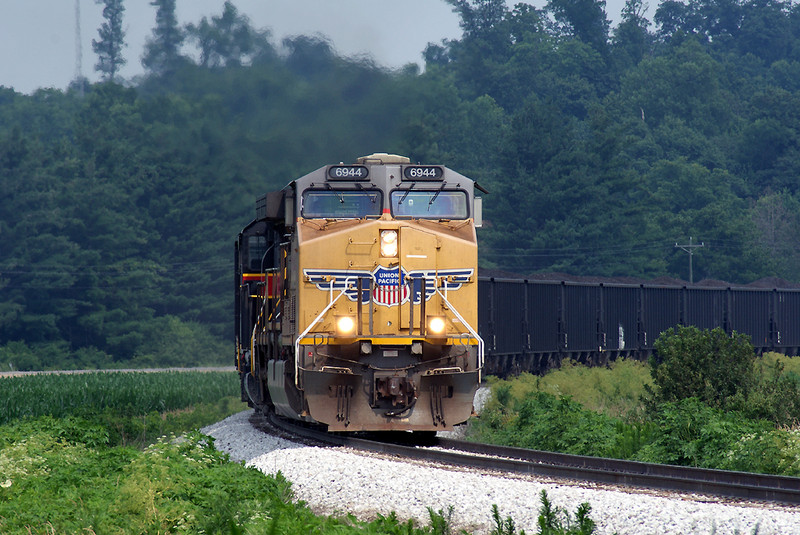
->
[380,230,398,257]
[336,316,356,335]
[428,316,446,335]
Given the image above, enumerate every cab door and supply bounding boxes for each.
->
[399,226,438,331]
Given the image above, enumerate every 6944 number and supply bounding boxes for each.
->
[328,166,369,179]
[403,166,444,180]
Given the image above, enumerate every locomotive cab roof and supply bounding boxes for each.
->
[356,153,411,165]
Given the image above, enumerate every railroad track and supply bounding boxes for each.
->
[261,412,800,505]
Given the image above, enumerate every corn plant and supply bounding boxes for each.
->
[0,371,239,424]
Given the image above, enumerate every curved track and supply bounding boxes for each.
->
[261,412,800,505]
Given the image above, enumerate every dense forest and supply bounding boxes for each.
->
[2,0,800,369]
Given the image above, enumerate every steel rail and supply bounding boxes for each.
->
[264,412,800,505]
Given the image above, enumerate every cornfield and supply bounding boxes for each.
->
[0,371,240,424]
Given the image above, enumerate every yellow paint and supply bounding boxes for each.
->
[296,216,478,346]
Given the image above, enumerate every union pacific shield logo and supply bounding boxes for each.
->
[372,266,410,307]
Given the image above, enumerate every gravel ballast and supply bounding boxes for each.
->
[202,410,800,534]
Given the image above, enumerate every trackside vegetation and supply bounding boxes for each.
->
[469,327,800,476]
[0,371,596,534]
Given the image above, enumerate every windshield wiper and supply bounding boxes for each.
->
[398,183,415,205]
[427,181,447,210]
[352,183,378,204]
[325,183,345,203]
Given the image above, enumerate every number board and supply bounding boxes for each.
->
[327,165,370,180]
[402,166,444,181]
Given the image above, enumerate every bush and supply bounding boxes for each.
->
[648,326,756,412]
[632,398,800,474]
[133,315,229,367]
[471,390,621,457]
[746,354,800,426]
[649,328,800,426]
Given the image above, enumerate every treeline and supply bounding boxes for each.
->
[2,0,800,368]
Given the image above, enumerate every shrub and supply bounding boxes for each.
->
[535,491,595,535]
[471,390,621,457]
[635,398,781,472]
[0,341,42,371]
[746,354,800,426]
[648,326,756,412]
[133,315,229,367]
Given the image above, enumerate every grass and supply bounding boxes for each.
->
[0,371,599,534]
[489,358,653,420]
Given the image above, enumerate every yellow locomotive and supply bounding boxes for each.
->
[235,153,483,431]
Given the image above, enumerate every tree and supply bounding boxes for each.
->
[440,0,515,103]
[547,0,611,55]
[423,42,451,68]
[92,0,127,81]
[612,0,654,71]
[185,1,271,68]
[446,0,507,39]
[619,40,728,133]
[749,191,800,280]
[736,0,792,63]
[281,35,336,78]
[653,0,703,41]
[142,0,185,75]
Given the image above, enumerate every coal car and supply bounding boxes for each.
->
[479,277,800,376]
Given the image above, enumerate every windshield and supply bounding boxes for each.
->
[391,190,469,219]
[301,190,383,218]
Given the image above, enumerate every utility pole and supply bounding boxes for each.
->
[675,237,704,284]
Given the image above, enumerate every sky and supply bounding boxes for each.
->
[0,0,633,95]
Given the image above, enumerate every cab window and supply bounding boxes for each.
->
[301,190,382,218]
[391,190,468,219]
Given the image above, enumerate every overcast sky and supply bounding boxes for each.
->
[1,0,633,95]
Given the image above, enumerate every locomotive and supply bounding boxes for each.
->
[235,153,484,432]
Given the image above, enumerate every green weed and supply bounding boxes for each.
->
[471,348,800,476]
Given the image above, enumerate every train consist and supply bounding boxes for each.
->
[235,154,484,432]
[479,277,800,376]
[235,153,799,429]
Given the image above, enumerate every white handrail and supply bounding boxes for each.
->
[434,287,484,382]
[294,277,358,388]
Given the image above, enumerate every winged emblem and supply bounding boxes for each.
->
[303,267,473,307]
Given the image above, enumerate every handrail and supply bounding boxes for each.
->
[294,277,359,389]
[434,286,484,382]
